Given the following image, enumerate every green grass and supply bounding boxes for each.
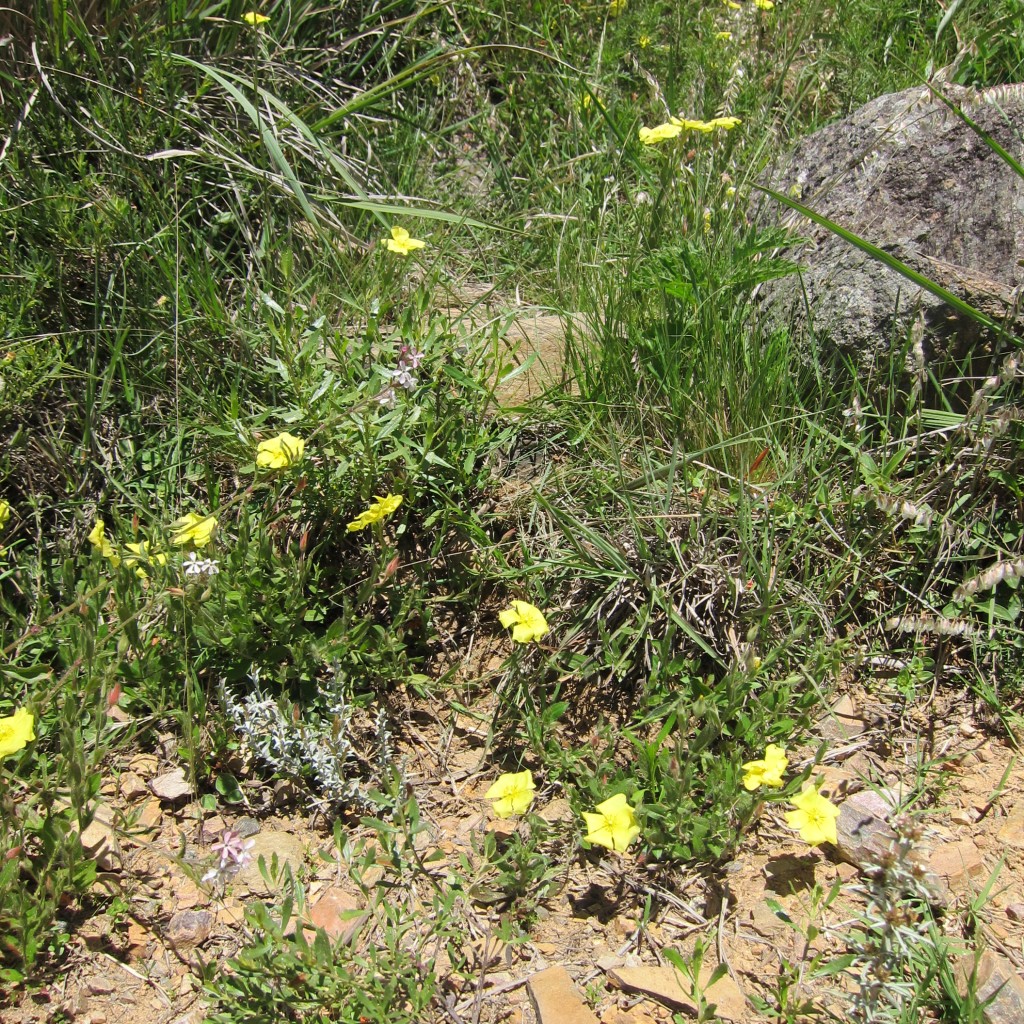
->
[1,0,1022,1018]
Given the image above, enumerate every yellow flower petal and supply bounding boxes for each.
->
[583,793,640,852]
[498,601,549,644]
[170,512,218,549]
[639,122,683,145]
[384,226,426,256]
[242,11,270,25]
[785,787,840,847]
[741,743,788,790]
[0,707,35,759]
[484,770,536,818]
[87,519,120,566]
[346,494,403,532]
[256,431,306,470]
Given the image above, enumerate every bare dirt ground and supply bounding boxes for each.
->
[7,675,1023,1024]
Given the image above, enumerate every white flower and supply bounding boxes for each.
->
[183,552,220,578]
[377,387,397,408]
[388,367,418,391]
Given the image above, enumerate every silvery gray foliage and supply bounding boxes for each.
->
[844,818,940,1023]
[222,664,397,809]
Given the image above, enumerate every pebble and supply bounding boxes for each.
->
[1006,903,1024,922]
[527,966,600,1024]
[165,909,214,948]
[119,771,149,802]
[149,768,192,802]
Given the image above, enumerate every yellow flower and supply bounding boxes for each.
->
[716,30,733,40]
[485,770,536,818]
[347,494,403,532]
[638,122,683,145]
[498,600,549,644]
[256,431,306,470]
[170,512,218,549]
[753,0,774,9]
[242,11,270,25]
[383,226,425,256]
[0,707,35,759]
[785,787,840,847]
[724,0,741,8]
[608,0,626,15]
[0,500,9,530]
[583,793,640,852]
[88,519,120,567]
[124,541,168,579]
[741,743,788,791]
[670,116,742,133]
[638,33,651,48]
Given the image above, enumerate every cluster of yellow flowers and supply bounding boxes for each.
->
[485,770,641,852]
[89,519,174,576]
[484,745,840,857]
[638,115,741,145]
[742,744,841,846]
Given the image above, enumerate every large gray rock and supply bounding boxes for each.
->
[761,83,1024,375]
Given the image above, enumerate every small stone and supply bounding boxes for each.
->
[236,831,306,895]
[304,886,366,943]
[950,808,977,826]
[818,694,867,741]
[834,790,899,867]
[80,820,122,872]
[997,803,1024,849]
[128,754,159,777]
[749,900,791,939]
[527,966,600,1024]
[165,909,214,948]
[119,771,149,802]
[607,965,747,1022]
[928,838,985,894]
[957,951,1024,1024]
[202,818,226,843]
[87,978,116,995]
[150,768,192,803]
[1006,903,1024,922]
[136,798,162,832]
[234,816,261,838]
[127,921,151,956]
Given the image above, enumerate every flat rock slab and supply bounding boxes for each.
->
[150,767,192,802]
[958,951,1024,1024]
[527,965,600,1024]
[607,964,747,1021]
[301,886,366,943]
